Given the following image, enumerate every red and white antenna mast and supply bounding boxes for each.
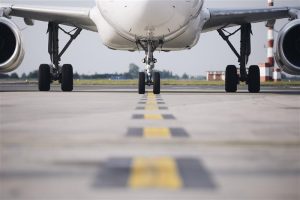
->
[267,0,282,81]
[267,0,275,69]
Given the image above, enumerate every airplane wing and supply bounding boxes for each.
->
[203,7,300,31]
[0,3,96,31]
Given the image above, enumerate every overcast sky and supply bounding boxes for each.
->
[3,0,300,76]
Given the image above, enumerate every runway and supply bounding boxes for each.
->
[1,83,300,93]
[0,84,300,200]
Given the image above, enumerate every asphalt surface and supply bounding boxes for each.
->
[0,84,300,200]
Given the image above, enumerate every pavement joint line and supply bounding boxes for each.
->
[132,114,176,120]
[138,99,165,104]
[127,128,189,138]
[147,98,164,101]
[146,102,158,106]
[138,102,165,105]
[138,102,148,104]
[146,101,158,104]
[94,157,216,189]
[144,98,164,102]
[3,139,300,147]
[135,106,168,110]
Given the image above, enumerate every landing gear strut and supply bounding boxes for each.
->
[38,22,82,91]
[137,40,163,94]
[218,24,260,93]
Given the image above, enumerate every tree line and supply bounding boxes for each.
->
[0,63,206,80]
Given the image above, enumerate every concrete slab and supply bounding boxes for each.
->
[0,84,299,200]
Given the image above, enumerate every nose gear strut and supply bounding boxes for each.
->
[137,40,163,94]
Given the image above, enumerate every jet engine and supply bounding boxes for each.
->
[275,19,300,75]
[0,17,24,73]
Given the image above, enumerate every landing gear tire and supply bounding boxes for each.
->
[138,72,145,94]
[225,65,238,93]
[153,72,160,94]
[38,64,51,91]
[61,64,73,92]
[248,65,260,93]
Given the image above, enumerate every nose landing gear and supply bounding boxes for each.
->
[137,40,162,94]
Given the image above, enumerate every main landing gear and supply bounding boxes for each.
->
[38,22,82,91]
[137,40,162,94]
[218,24,260,93]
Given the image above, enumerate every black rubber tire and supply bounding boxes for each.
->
[138,72,145,94]
[38,64,51,91]
[153,72,160,94]
[61,64,73,92]
[225,65,238,93]
[248,65,260,93]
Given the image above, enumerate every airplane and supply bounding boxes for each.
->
[0,0,299,94]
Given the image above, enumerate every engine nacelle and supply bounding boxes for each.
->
[275,19,300,75]
[0,17,24,73]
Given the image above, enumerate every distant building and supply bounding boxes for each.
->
[207,68,248,81]
[206,71,225,81]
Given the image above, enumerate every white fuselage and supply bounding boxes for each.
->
[89,0,208,51]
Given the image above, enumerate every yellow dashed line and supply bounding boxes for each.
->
[144,128,171,138]
[146,93,158,103]
[147,100,157,102]
[147,92,156,97]
[146,101,157,106]
[147,98,156,102]
[128,157,182,189]
[131,93,182,188]
[144,114,163,120]
[145,105,158,110]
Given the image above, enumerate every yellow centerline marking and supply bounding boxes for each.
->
[145,105,158,110]
[146,101,157,106]
[128,157,183,189]
[147,94,156,98]
[147,93,156,97]
[146,103,157,107]
[144,114,163,120]
[144,128,171,138]
[147,99,156,102]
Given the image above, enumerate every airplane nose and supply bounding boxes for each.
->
[98,0,202,39]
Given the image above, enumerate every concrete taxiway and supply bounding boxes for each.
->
[0,84,300,200]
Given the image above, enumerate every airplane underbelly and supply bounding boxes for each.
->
[91,0,205,51]
[98,0,202,38]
